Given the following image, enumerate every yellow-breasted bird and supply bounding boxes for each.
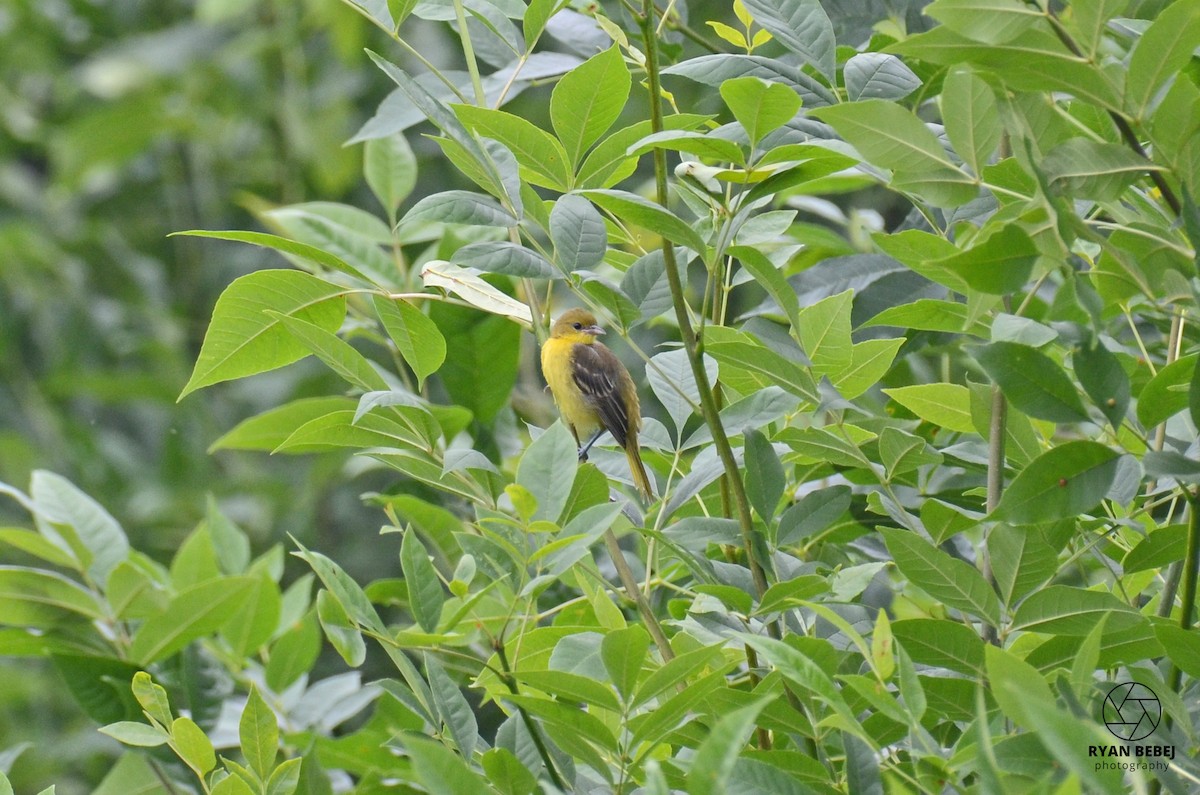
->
[541,309,654,503]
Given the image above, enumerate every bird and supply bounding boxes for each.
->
[540,308,654,503]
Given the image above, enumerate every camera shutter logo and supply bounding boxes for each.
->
[1102,682,1161,742]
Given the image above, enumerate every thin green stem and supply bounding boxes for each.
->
[451,0,486,105]
[604,529,675,661]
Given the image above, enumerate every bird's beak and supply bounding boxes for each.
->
[585,324,605,336]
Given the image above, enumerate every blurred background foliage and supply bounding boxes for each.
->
[0,1,398,789]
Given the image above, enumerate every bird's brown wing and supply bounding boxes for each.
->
[571,342,631,447]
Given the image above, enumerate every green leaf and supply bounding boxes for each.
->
[208,397,358,453]
[0,528,79,569]
[777,486,850,546]
[1074,340,1130,429]
[830,338,905,401]
[993,441,1120,524]
[1126,0,1200,118]
[1191,355,1200,431]
[887,27,1122,111]
[171,716,215,777]
[796,289,852,374]
[264,758,302,795]
[601,625,650,703]
[814,99,977,207]
[129,577,259,664]
[627,129,746,166]
[719,77,801,146]
[646,349,715,439]
[240,684,278,779]
[551,193,607,271]
[179,270,347,399]
[373,296,446,389]
[740,0,835,79]
[294,543,385,634]
[405,735,498,795]
[1018,695,1126,795]
[984,644,1053,729]
[98,721,169,747]
[661,54,837,109]
[429,303,521,423]
[863,299,987,336]
[703,328,819,404]
[576,114,711,189]
[516,421,579,523]
[511,669,621,713]
[454,105,572,190]
[972,341,1088,423]
[631,646,727,710]
[401,190,518,228]
[1136,354,1197,428]
[400,530,445,633]
[451,241,558,279]
[523,0,556,42]
[924,0,1042,44]
[744,429,785,521]
[482,748,536,795]
[989,524,1057,606]
[882,383,976,433]
[206,497,250,575]
[364,132,417,223]
[685,698,773,795]
[264,203,394,283]
[741,635,865,738]
[268,311,389,392]
[551,45,630,167]
[892,619,984,675]
[1011,585,1143,635]
[266,612,321,691]
[879,427,942,479]
[580,189,707,255]
[316,588,366,666]
[0,566,104,626]
[171,230,371,284]
[730,246,799,332]
[941,67,999,176]
[1043,139,1162,202]
[880,529,999,625]
[425,653,479,760]
[844,53,920,102]
[929,225,1038,295]
[31,470,128,587]
[211,772,257,795]
[1155,625,1200,680]
[131,671,172,726]
[1123,524,1188,573]
[222,576,282,659]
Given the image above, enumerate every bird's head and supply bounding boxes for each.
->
[551,309,605,343]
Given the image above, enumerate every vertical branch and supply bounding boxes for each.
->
[603,529,675,661]
[638,1,769,599]
[981,384,1006,645]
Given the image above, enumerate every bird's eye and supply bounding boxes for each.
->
[573,322,583,330]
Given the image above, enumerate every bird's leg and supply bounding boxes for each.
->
[578,429,604,461]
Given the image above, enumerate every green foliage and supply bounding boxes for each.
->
[4,0,1200,792]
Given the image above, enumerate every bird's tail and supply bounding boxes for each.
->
[625,435,654,504]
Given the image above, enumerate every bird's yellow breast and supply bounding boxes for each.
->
[541,336,601,434]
